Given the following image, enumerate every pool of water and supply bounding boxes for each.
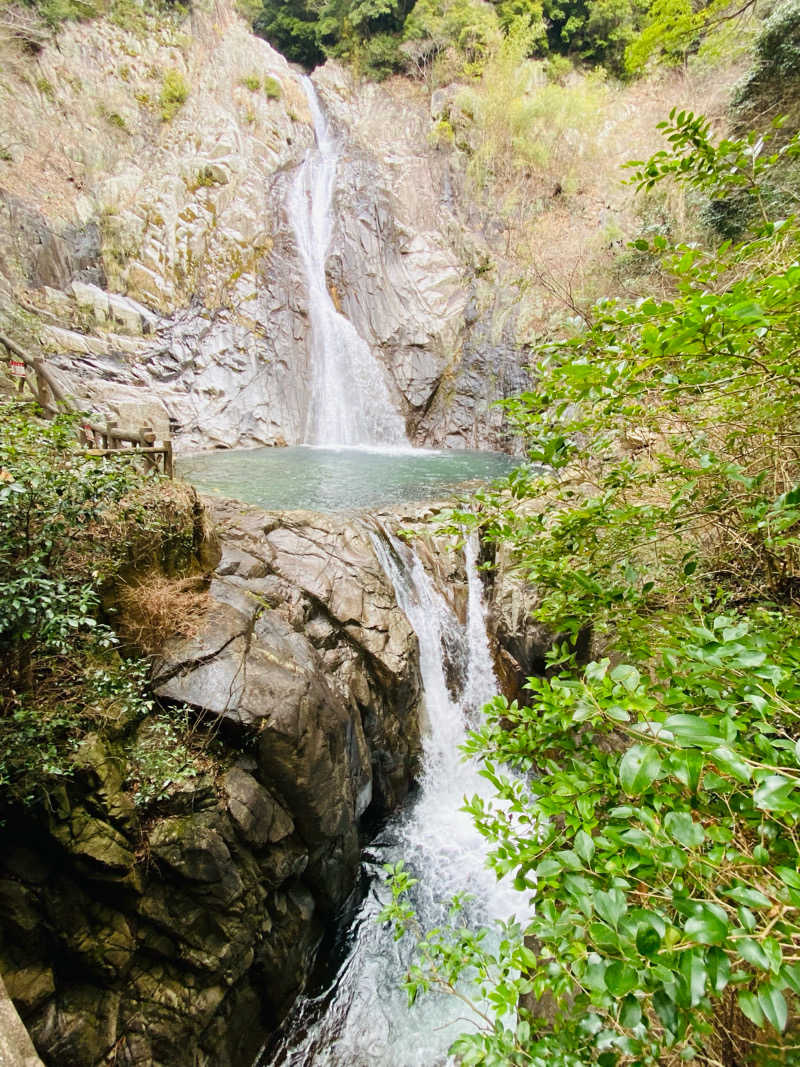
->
[177,446,518,512]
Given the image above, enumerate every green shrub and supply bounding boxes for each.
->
[0,403,199,809]
[0,405,140,804]
[126,705,199,809]
[100,106,128,130]
[544,51,572,81]
[429,116,455,145]
[253,0,325,68]
[403,0,503,74]
[262,73,282,99]
[35,76,55,100]
[241,72,262,91]
[159,68,188,122]
[383,116,800,1065]
[0,405,140,679]
[354,32,405,79]
[110,0,149,34]
[733,2,800,133]
[23,0,100,28]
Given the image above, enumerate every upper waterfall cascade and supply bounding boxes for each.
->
[262,533,529,1066]
[290,78,409,448]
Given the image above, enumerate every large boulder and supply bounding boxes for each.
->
[153,503,424,908]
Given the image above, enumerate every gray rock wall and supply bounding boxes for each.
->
[0,0,527,453]
[0,976,44,1067]
[0,487,548,1067]
[0,501,424,1067]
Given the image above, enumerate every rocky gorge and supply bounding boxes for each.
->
[0,0,546,1061]
[0,489,542,1067]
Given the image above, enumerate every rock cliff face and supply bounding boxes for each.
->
[0,499,426,1067]
[0,0,526,451]
[0,488,546,1067]
[153,499,427,904]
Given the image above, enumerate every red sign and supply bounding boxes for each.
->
[9,360,25,377]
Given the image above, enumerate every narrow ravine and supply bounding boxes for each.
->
[290,78,409,448]
[260,533,529,1066]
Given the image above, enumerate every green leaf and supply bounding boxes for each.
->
[574,829,595,865]
[707,947,730,993]
[663,714,723,747]
[619,994,642,1028]
[595,888,627,929]
[680,949,707,1007]
[636,925,661,957]
[684,904,728,945]
[653,989,678,1034]
[753,774,798,812]
[724,886,771,909]
[670,749,704,791]
[611,663,641,692]
[763,938,783,974]
[664,811,706,848]
[777,866,800,889]
[783,963,800,995]
[536,857,562,878]
[556,849,583,870]
[709,746,751,783]
[737,938,771,971]
[738,990,764,1027]
[758,985,788,1032]
[605,961,638,997]
[619,744,662,795]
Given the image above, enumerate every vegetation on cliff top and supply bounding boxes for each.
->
[0,403,208,810]
[250,0,767,79]
[382,85,800,1067]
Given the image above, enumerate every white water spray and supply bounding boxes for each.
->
[262,532,528,1067]
[289,78,408,448]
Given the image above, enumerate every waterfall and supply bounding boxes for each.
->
[289,78,409,449]
[261,533,528,1067]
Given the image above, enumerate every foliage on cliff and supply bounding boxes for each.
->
[0,402,203,808]
[250,0,764,78]
[3,0,188,34]
[383,113,800,1064]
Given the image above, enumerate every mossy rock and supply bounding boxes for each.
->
[50,808,135,873]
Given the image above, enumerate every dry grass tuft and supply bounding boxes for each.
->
[115,573,209,655]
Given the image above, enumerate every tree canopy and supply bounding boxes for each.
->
[250,0,756,77]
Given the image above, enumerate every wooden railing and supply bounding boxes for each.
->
[0,331,173,477]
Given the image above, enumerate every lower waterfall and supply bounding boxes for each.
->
[260,533,529,1066]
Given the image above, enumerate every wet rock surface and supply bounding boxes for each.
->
[0,501,426,1067]
[0,490,545,1067]
[157,498,424,823]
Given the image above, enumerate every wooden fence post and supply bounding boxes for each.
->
[163,439,174,478]
[140,425,155,471]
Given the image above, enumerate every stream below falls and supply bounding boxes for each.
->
[257,534,531,1067]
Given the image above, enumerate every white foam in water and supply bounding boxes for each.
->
[290,79,409,448]
[262,533,531,1067]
